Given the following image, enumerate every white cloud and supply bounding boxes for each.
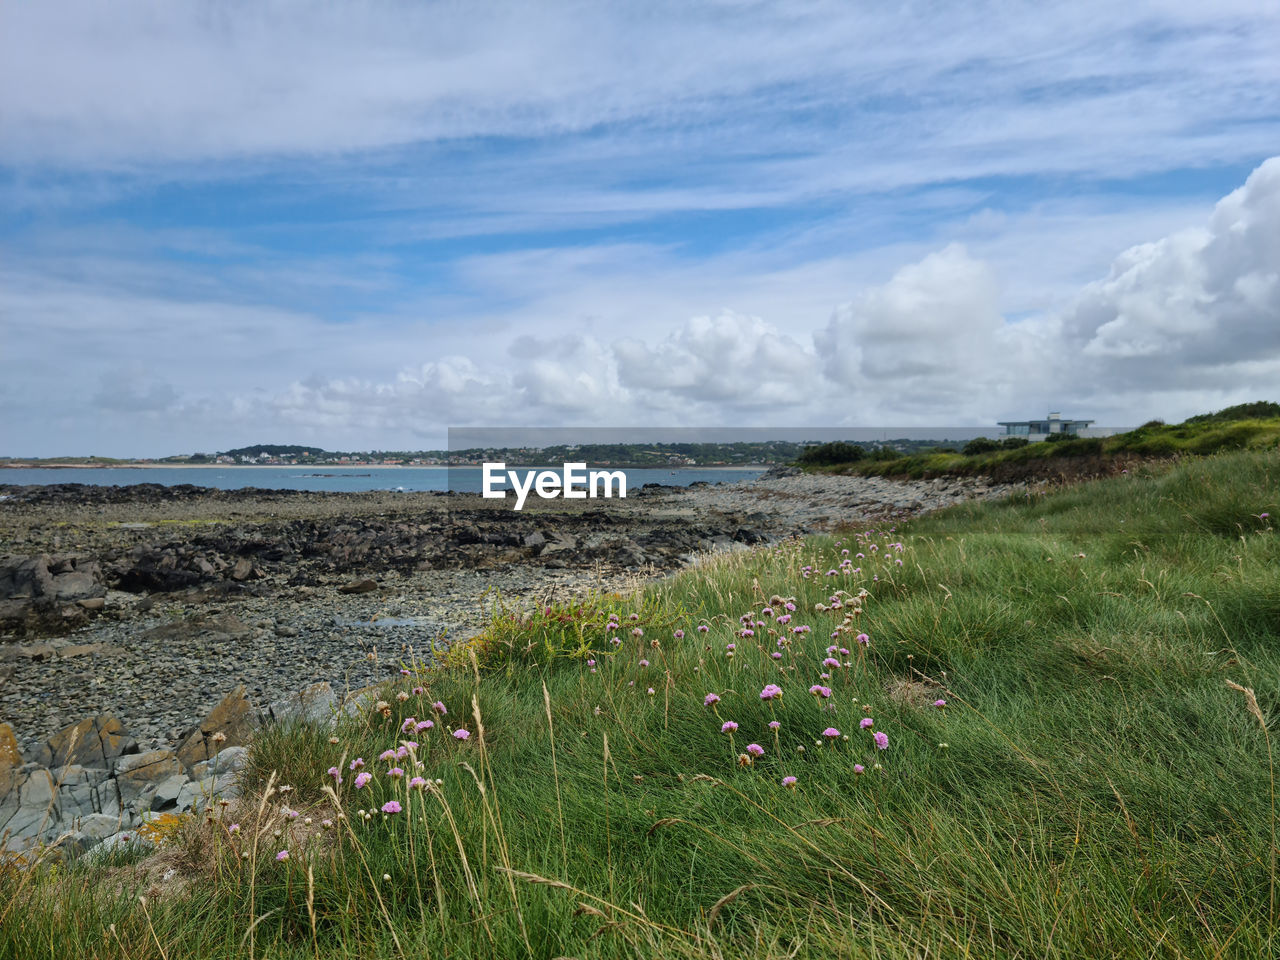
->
[615,312,817,409]
[1061,157,1280,394]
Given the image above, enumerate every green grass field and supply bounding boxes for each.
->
[4,450,1277,958]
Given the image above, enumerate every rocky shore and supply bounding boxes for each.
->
[1,471,1025,854]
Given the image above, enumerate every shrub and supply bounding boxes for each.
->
[961,437,1000,456]
[1000,436,1029,449]
[797,441,864,466]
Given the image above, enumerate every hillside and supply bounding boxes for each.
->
[4,448,1278,958]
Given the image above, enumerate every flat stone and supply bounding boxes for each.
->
[338,578,378,594]
[74,812,125,844]
[75,597,106,612]
[275,624,299,637]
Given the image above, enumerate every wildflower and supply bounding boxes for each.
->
[328,736,340,745]
[211,731,227,744]
[782,775,797,789]
[228,823,240,834]
[632,627,643,637]
[860,718,874,729]
[777,614,791,625]
[740,628,754,638]
[933,699,947,707]
[647,687,655,696]
[809,684,832,699]
[322,819,333,829]
[738,753,753,766]
[396,691,410,702]
[784,602,796,612]
[629,613,640,621]
[354,772,372,789]
[722,721,739,734]
[674,629,685,639]
[762,607,773,617]
[276,850,289,862]
[382,800,402,814]
[697,624,710,633]
[432,701,447,715]
[413,686,425,695]
[747,743,764,757]
[822,727,840,739]
[453,729,471,741]
[327,766,343,783]
[415,720,434,732]
[388,767,404,779]
[771,652,782,660]
[379,749,397,762]
[586,658,596,666]
[726,643,736,651]
[856,633,870,646]
[853,764,865,775]
[639,659,649,667]
[349,758,365,771]
[769,720,781,730]
[873,731,889,750]
[823,657,840,669]
[400,718,417,733]
[704,693,721,706]
[759,684,783,700]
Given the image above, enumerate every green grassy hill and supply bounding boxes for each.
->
[5,449,1278,958]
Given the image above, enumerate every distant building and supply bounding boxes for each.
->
[998,412,1094,440]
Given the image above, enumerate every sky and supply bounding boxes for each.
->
[2,0,1279,457]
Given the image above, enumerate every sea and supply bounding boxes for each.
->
[0,466,766,494]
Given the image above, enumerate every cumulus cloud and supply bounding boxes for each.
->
[615,312,817,409]
[1058,157,1280,401]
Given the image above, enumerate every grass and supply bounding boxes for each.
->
[811,415,1280,480]
[3,449,1277,958]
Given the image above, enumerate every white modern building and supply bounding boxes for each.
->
[996,412,1127,441]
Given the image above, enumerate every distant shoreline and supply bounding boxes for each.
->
[0,462,765,471]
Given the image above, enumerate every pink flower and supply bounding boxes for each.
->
[809,685,832,699]
[860,718,874,729]
[674,629,685,639]
[453,729,471,741]
[771,652,782,660]
[933,699,947,707]
[853,764,865,775]
[856,633,870,646]
[782,775,797,789]
[721,721,739,734]
[354,772,372,789]
[759,684,783,700]
[276,849,289,862]
[873,731,889,750]
[639,659,649,667]
[388,767,404,778]
[768,720,781,730]
[409,776,427,790]
[823,657,840,668]
[432,701,447,715]
[379,749,397,762]
[327,766,343,783]
[586,659,596,666]
[381,800,402,814]
[822,727,840,739]
[747,743,764,757]
[704,693,721,706]
[632,627,643,637]
[415,720,434,732]
[349,758,365,771]
[697,624,710,633]
[401,717,417,733]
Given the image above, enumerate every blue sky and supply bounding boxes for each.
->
[2,1,1279,456]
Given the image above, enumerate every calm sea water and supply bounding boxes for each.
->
[0,466,765,494]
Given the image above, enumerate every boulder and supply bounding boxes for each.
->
[267,681,336,725]
[0,554,106,635]
[114,750,183,805]
[338,578,378,594]
[175,685,255,770]
[31,716,137,770]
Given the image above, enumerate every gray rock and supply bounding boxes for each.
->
[267,681,336,724]
[75,812,124,843]
[115,749,182,804]
[152,774,189,810]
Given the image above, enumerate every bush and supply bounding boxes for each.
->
[1000,437,1029,449]
[797,441,864,466]
[962,437,1000,456]
[1184,401,1280,424]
